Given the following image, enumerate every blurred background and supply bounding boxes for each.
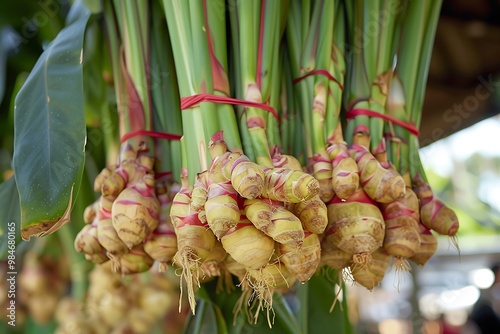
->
[1,0,500,333]
[350,0,500,333]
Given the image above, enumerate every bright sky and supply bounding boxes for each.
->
[420,115,500,176]
[420,115,500,211]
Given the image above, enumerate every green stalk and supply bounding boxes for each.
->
[325,3,346,143]
[101,104,120,167]
[345,0,399,151]
[394,0,442,180]
[344,0,372,146]
[396,0,426,126]
[231,0,288,166]
[368,0,399,156]
[180,137,188,171]
[259,0,287,103]
[363,0,381,85]
[382,3,411,179]
[412,0,442,128]
[300,0,312,47]
[237,0,274,167]
[280,48,293,154]
[383,0,442,194]
[281,46,306,161]
[263,1,288,152]
[228,0,255,162]
[205,0,241,151]
[163,0,221,184]
[121,0,151,125]
[293,92,306,162]
[312,0,334,156]
[103,1,126,137]
[411,0,442,182]
[106,1,154,161]
[297,0,322,159]
[286,0,308,80]
[386,73,409,180]
[284,0,308,160]
[150,2,183,182]
[325,48,344,144]
[286,0,311,158]
[239,1,258,91]
[267,39,283,151]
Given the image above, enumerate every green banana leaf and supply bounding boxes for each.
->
[192,283,301,334]
[305,270,352,334]
[12,1,90,241]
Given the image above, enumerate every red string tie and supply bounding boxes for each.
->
[346,108,419,136]
[293,69,344,91]
[180,93,280,123]
[121,130,182,144]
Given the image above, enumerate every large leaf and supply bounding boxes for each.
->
[184,299,226,334]
[306,270,351,334]
[201,281,303,334]
[13,1,90,241]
